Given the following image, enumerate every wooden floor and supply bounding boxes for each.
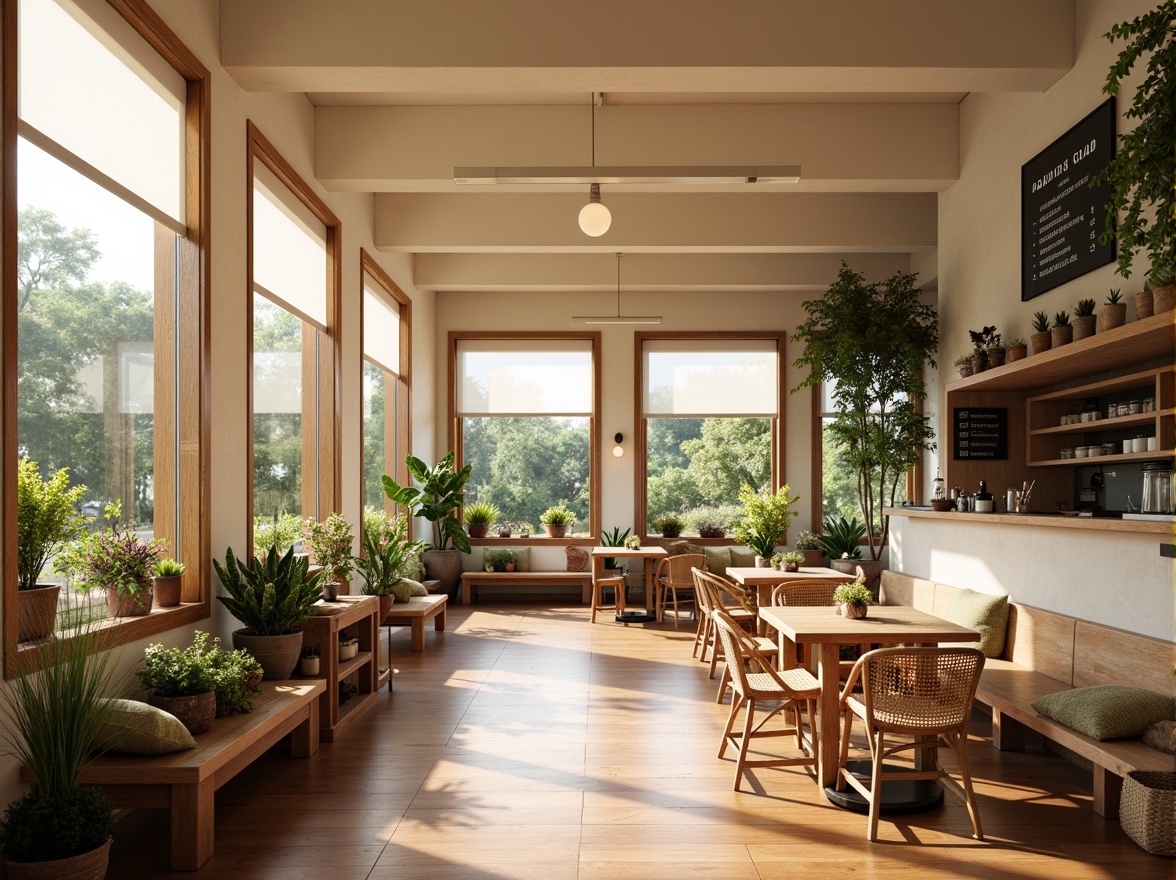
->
[107,602,1170,879]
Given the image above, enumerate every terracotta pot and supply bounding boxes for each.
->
[17,584,60,642]
[467,523,489,538]
[1071,315,1096,340]
[1006,344,1027,363]
[986,348,1006,368]
[1030,331,1052,355]
[782,562,800,573]
[149,690,216,735]
[1152,284,1173,313]
[106,579,154,617]
[1098,303,1126,332]
[1050,325,1073,348]
[800,549,824,568]
[1135,290,1154,319]
[504,562,516,572]
[5,837,110,880]
[543,524,566,538]
[378,594,394,623]
[232,629,303,680]
[154,574,183,607]
[840,602,868,620]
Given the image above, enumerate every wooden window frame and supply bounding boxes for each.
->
[2,0,212,676]
[449,331,601,545]
[246,122,341,554]
[359,249,411,514]
[634,332,787,543]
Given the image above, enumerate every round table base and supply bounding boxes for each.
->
[824,760,945,814]
[615,611,657,624]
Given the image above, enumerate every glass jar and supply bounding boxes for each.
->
[1117,402,1130,417]
[1143,397,1155,413]
[1107,403,1117,419]
[1129,400,1143,414]
[1059,446,1074,459]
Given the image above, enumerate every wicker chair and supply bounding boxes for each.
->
[692,569,774,703]
[590,574,626,624]
[836,646,986,841]
[712,610,820,791]
[769,579,843,670]
[691,568,756,664]
[653,553,703,625]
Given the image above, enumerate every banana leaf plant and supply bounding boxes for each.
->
[382,452,473,552]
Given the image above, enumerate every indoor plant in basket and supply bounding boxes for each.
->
[539,504,576,538]
[733,483,799,566]
[213,545,323,680]
[777,551,805,573]
[354,515,426,615]
[0,624,124,879]
[15,457,90,642]
[153,558,186,607]
[833,580,874,620]
[1072,299,1097,340]
[302,512,354,596]
[55,501,167,618]
[463,501,500,538]
[136,637,218,735]
[1030,311,1051,355]
[1099,289,1126,331]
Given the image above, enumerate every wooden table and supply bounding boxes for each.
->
[590,546,668,622]
[728,566,856,631]
[383,593,447,652]
[757,604,980,790]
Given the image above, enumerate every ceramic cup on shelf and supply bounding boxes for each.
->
[1147,437,1158,452]
[1132,436,1147,453]
[1123,439,1133,454]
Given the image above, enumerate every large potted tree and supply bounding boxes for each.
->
[381,453,472,599]
[15,458,90,642]
[792,263,938,576]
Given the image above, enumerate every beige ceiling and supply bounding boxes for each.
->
[222,0,1077,293]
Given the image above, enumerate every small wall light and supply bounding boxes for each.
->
[612,432,624,458]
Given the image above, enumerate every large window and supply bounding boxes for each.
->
[248,124,340,544]
[637,334,785,538]
[361,251,410,513]
[452,334,600,538]
[4,0,210,659]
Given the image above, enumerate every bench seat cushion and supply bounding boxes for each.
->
[1032,685,1176,741]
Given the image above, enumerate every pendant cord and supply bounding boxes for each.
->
[615,252,622,317]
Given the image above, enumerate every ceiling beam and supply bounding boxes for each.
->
[224,0,1074,94]
[316,103,958,193]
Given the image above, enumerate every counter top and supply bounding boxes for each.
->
[884,507,1173,535]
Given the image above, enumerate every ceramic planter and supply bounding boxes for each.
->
[800,549,824,568]
[1031,331,1052,355]
[17,583,60,642]
[232,629,303,680]
[423,549,462,598]
[467,523,489,538]
[1071,316,1096,341]
[322,581,340,602]
[1098,303,1126,331]
[300,656,320,676]
[106,578,154,617]
[339,639,358,661]
[148,691,216,735]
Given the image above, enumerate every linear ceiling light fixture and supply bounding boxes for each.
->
[572,253,662,325]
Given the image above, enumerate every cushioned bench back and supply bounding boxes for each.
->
[1073,620,1175,695]
[1002,602,1076,683]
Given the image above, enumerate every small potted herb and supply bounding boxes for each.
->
[953,354,974,379]
[779,551,805,572]
[1005,337,1027,363]
[651,513,684,538]
[623,535,641,550]
[1151,267,1174,314]
[1099,289,1126,331]
[1030,311,1052,355]
[793,530,824,568]
[300,646,320,677]
[1073,299,1097,340]
[967,326,998,373]
[1051,311,1073,348]
[484,547,518,572]
[154,558,186,607]
[539,504,576,538]
[136,638,217,735]
[463,502,500,538]
[338,636,359,661]
[833,581,873,619]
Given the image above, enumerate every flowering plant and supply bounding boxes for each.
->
[55,501,167,597]
[623,535,641,549]
[301,512,355,581]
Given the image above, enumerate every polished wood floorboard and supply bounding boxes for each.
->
[107,603,1170,878]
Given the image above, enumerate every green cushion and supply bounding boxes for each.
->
[512,547,530,572]
[729,547,757,569]
[944,589,1009,658]
[94,698,196,755]
[1032,685,1176,741]
[703,546,731,574]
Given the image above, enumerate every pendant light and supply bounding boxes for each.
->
[578,93,611,237]
[572,253,661,325]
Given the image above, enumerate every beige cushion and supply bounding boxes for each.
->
[94,698,196,754]
[512,547,530,572]
[703,546,731,574]
[729,547,757,569]
[405,578,428,597]
[664,540,691,557]
[1032,685,1176,741]
[944,589,1009,658]
[1143,720,1176,754]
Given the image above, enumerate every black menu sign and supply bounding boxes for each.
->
[1022,98,1116,301]
[953,408,1008,461]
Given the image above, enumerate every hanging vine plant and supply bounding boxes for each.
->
[1094,1,1175,282]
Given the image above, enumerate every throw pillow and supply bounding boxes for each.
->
[729,546,757,569]
[664,540,691,557]
[94,698,196,754]
[1143,720,1176,754]
[944,589,1009,658]
[404,578,428,597]
[390,580,415,603]
[1031,685,1176,741]
[512,547,531,572]
[703,546,731,575]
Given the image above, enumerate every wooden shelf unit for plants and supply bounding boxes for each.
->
[297,595,380,742]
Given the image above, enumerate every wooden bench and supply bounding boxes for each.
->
[459,571,593,605]
[21,680,324,871]
[880,571,1176,818]
[382,593,447,651]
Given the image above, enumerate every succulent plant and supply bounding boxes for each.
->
[1106,288,1123,305]
[1075,298,1096,317]
[1053,311,1070,327]
[1032,311,1050,333]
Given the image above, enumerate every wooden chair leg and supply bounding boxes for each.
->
[715,664,732,704]
[718,694,744,759]
[867,730,885,841]
[734,697,757,791]
[949,734,984,840]
[836,709,854,792]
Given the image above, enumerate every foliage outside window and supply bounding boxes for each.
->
[453,335,599,536]
[361,253,410,513]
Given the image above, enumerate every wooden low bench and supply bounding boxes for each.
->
[881,571,1175,818]
[21,680,324,871]
[382,593,448,651]
[460,571,593,605]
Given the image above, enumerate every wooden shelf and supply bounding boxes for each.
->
[298,596,380,742]
[1030,411,1163,436]
[337,651,371,682]
[886,507,1173,535]
[1028,450,1176,467]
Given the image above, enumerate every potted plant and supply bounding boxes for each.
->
[301,512,354,591]
[1072,299,1097,340]
[15,458,90,642]
[463,501,500,538]
[253,511,302,556]
[193,631,263,717]
[733,483,799,566]
[793,530,824,568]
[539,504,576,538]
[779,551,805,573]
[0,624,125,879]
[1030,311,1052,355]
[985,340,1006,369]
[1051,311,1073,348]
[1094,5,1175,295]
[833,580,874,620]
[1005,337,1027,363]
[136,638,218,735]
[154,558,186,607]
[624,535,642,550]
[651,513,684,538]
[599,526,631,574]
[354,515,427,619]
[55,501,167,618]
[818,515,867,579]
[496,521,513,538]
[484,548,517,572]
[953,354,974,379]
[382,453,472,599]
[697,520,726,538]
[338,636,359,661]
[792,263,937,561]
[967,325,998,373]
[213,545,324,680]
[300,646,320,677]
[1151,267,1174,313]
[1099,289,1127,331]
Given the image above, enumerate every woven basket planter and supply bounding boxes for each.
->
[1120,770,1176,857]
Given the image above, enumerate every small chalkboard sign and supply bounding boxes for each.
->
[953,408,1008,461]
[1021,98,1116,301]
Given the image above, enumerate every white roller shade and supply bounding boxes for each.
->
[643,339,778,416]
[363,279,400,375]
[253,162,328,330]
[19,0,186,230]
[457,340,593,416]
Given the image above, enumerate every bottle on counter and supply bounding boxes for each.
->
[933,468,945,500]
[974,480,994,513]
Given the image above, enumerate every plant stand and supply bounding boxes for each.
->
[297,596,381,741]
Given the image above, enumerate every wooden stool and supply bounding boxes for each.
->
[591,576,626,623]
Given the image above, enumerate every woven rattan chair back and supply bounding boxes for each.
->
[859,646,985,734]
[770,580,841,608]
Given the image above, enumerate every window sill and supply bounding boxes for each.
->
[468,536,596,547]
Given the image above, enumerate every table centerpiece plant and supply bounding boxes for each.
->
[733,483,799,566]
[833,580,874,619]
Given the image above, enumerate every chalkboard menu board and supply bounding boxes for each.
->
[953,408,1008,461]
[1022,98,1116,301]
